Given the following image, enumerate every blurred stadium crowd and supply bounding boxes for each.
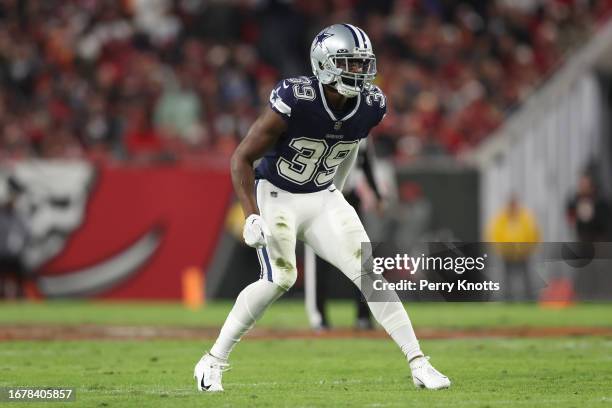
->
[1,0,611,163]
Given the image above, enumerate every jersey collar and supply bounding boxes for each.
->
[318,81,361,122]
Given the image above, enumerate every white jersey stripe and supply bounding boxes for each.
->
[273,99,292,117]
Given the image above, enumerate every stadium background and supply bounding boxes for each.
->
[0,0,611,407]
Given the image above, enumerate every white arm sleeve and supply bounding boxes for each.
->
[333,140,362,192]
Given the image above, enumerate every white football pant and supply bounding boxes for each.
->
[254,179,368,290]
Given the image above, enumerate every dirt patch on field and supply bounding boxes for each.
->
[1,324,611,341]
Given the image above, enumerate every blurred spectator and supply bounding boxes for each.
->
[154,69,205,146]
[0,177,29,299]
[566,172,612,300]
[486,193,540,301]
[566,173,611,242]
[124,106,168,161]
[0,0,609,162]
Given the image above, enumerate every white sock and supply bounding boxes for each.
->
[369,300,423,361]
[354,275,423,361]
[210,279,285,361]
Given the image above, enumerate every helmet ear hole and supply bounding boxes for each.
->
[318,62,324,70]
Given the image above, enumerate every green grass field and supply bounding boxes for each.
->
[2,300,612,328]
[1,301,611,407]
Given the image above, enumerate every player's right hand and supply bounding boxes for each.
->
[242,214,270,248]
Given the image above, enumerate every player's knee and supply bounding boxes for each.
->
[274,274,297,291]
[272,260,298,291]
[343,246,370,278]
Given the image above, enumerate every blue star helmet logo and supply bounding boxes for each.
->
[315,31,334,49]
[270,87,280,103]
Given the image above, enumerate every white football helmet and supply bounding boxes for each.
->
[310,24,376,98]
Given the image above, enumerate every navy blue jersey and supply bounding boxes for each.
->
[255,76,386,193]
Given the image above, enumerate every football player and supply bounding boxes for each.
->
[195,23,451,392]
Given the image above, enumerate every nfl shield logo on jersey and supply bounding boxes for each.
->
[334,121,343,130]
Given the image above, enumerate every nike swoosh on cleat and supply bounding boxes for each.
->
[200,377,212,391]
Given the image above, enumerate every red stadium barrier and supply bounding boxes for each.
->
[33,163,232,300]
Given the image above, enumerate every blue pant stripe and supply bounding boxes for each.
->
[256,248,264,279]
[261,247,273,282]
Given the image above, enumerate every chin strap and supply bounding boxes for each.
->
[334,79,362,98]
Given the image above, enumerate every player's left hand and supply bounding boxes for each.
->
[242,214,271,248]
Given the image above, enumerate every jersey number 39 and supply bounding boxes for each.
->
[276,138,358,186]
